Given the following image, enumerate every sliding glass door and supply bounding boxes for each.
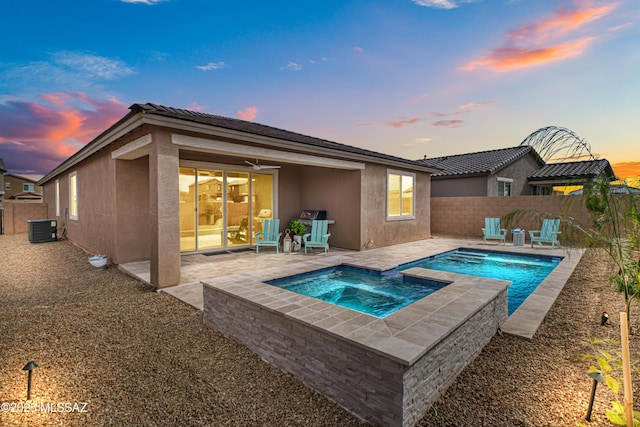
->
[179,165,274,253]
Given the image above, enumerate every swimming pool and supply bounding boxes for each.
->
[267,248,561,317]
[267,266,447,318]
[400,249,561,315]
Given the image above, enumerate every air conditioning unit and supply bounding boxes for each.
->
[28,219,57,243]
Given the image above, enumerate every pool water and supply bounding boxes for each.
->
[399,249,561,315]
[267,266,447,318]
[267,249,561,318]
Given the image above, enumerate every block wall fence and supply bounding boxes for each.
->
[2,201,49,235]
[430,195,593,240]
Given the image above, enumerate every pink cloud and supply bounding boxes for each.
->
[236,106,258,121]
[432,120,464,128]
[354,46,364,53]
[463,37,594,72]
[464,0,617,72]
[386,118,422,128]
[0,93,127,175]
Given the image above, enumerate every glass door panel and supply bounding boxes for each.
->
[197,169,224,250]
[251,173,274,244]
[179,167,197,252]
[226,172,250,246]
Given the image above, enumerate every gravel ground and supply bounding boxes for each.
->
[0,233,638,426]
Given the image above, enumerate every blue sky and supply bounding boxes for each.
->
[0,0,638,180]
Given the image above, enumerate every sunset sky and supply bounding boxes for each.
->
[0,0,638,183]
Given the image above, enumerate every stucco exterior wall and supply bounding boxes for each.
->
[431,175,486,197]
[487,155,540,196]
[114,156,150,263]
[299,166,361,250]
[360,164,431,249]
[431,195,593,241]
[42,147,118,257]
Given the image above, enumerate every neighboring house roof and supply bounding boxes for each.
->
[10,191,43,200]
[39,103,438,185]
[569,184,640,195]
[0,158,6,173]
[4,172,40,184]
[528,159,616,183]
[418,146,544,178]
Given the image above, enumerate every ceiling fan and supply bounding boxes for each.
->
[244,159,281,170]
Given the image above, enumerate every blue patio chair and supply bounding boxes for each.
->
[303,220,331,254]
[529,219,561,249]
[482,217,507,245]
[255,219,282,253]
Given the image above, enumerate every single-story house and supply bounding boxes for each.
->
[37,103,438,288]
[419,146,615,197]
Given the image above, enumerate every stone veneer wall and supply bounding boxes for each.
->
[402,293,507,425]
[203,284,507,427]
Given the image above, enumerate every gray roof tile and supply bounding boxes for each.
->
[418,146,543,177]
[528,159,616,181]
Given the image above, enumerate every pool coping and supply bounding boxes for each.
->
[201,243,583,364]
[203,265,510,365]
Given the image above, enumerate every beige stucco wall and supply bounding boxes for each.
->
[360,164,431,249]
[487,155,540,196]
[431,195,593,241]
[299,166,361,250]
[431,175,486,197]
[114,156,150,263]
[43,147,118,257]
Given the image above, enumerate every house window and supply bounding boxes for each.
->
[387,170,415,220]
[55,179,60,216]
[23,183,35,192]
[69,172,78,220]
[5,182,10,190]
[497,177,512,196]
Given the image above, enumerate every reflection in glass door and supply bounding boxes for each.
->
[179,167,196,252]
[179,166,274,252]
[197,169,224,250]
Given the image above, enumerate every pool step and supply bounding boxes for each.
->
[447,253,487,264]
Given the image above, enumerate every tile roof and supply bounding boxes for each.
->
[418,146,543,177]
[132,103,429,169]
[528,159,616,181]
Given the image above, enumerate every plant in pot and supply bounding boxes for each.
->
[288,219,307,252]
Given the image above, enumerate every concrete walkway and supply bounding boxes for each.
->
[119,237,583,339]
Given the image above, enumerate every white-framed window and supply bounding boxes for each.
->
[55,179,60,217]
[23,183,35,192]
[497,177,513,196]
[387,170,415,220]
[5,182,10,190]
[69,172,78,220]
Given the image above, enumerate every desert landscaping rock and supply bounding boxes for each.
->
[1,233,638,426]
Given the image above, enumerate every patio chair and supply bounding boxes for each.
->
[482,217,507,245]
[255,219,282,253]
[529,219,561,249]
[303,220,331,254]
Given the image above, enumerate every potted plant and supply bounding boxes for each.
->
[288,219,307,252]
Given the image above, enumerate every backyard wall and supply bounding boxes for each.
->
[2,200,49,235]
[430,195,592,240]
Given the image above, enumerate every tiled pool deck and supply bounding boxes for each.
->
[120,236,584,340]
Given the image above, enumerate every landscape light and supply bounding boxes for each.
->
[601,311,609,326]
[22,360,38,400]
[585,371,605,422]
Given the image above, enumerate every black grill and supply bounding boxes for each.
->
[298,210,327,227]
